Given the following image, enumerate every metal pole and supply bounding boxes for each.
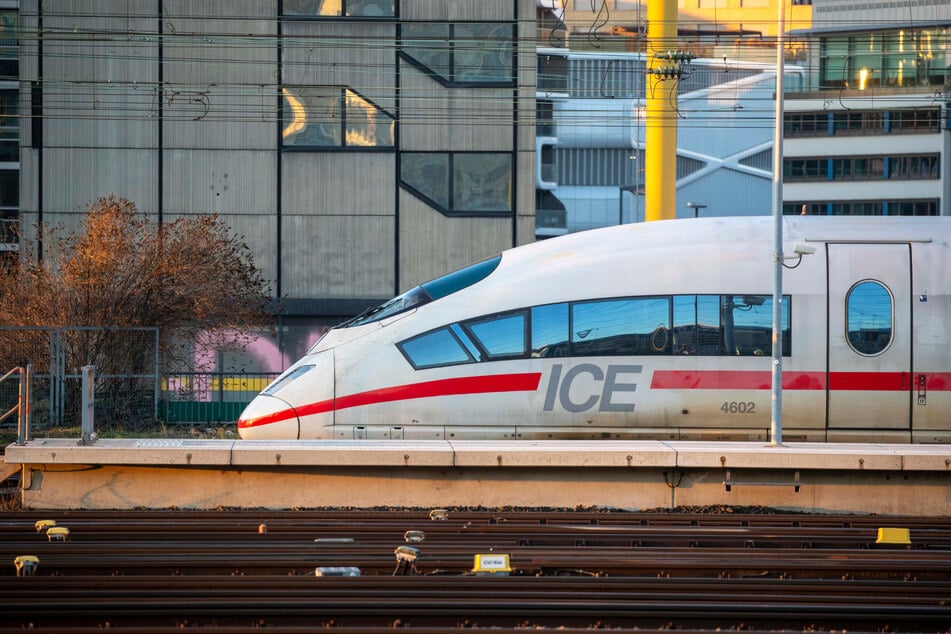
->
[770,0,786,446]
[25,364,32,441]
[81,365,95,445]
[153,327,160,420]
[645,0,678,221]
[16,366,25,446]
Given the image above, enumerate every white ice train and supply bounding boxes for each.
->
[238,216,951,443]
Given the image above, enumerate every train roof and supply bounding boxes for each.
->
[501,216,950,266]
[450,215,951,314]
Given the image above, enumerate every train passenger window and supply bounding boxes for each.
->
[463,312,527,359]
[571,297,671,356]
[531,303,569,357]
[846,281,892,355]
[398,328,475,369]
[673,295,711,354]
[721,295,790,356]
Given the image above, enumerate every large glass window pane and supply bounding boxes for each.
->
[696,295,722,354]
[281,87,341,146]
[846,281,892,355]
[821,37,850,88]
[283,0,395,16]
[537,54,568,93]
[401,153,450,210]
[345,89,394,147]
[399,328,474,369]
[531,303,569,358]
[851,33,882,89]
[464,312,526,359]
[402,23,452,79]
[673,295,698,355]
[721,295,789,356]
[284,0,342,16]
[884,31,917,87]
[0,89,17,162]
[0,170,17,208]
[572,297,670,356]
[453,153,512,212]
[921,27,948,86]
[0,11,17,79]
[453,24,513,83]
[347,0,395,16]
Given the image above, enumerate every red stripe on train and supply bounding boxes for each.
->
[239,372,543,429]
[239,370,951,429]
[651,370,951,391]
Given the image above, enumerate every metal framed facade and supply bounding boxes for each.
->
[17,0,537,356]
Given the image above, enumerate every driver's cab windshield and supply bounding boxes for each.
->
[340,255,502,328]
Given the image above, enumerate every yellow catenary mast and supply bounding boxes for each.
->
[645,0,679,222]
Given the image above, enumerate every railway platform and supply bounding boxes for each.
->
[3,439,950,515]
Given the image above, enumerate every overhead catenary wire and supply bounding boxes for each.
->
[1,9,947,132]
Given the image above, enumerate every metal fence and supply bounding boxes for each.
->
[0,326,159,431]
[0,326,279,432]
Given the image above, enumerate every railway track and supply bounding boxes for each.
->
[1,508,949,631]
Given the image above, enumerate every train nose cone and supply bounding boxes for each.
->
[237,394,300,440]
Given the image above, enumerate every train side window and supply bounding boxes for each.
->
[398,327,475,369]
[673,295,725,355]
[463,312,527,359]
[846,281,892,355]
[531,303,569,357]
[720,295,790,356]
[571,297,671,356]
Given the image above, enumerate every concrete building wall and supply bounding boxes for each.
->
[18,0,537,340]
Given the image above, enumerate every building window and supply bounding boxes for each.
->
[282,0,396,18]
[536,100,556,137]
[888,199,939,216]
[830,201,882,216]
[784,202,826,216]
[784,113,828,137]
[787,154,937,183]
[888,155,940,180]
[833,111,884,136]
[787,200,939,216]
[820,28,949,89]
[538,54,569,93]
[786,109,941,138]
[831,156,884,181]
[0,168,16,246]
[539,144,556,183]
[0,10,17,79]
[889,108,940,134]
[0,89,16,162]
[401,152,512,216]
[846,281,892,356]
[281,86,394,148]
[401,23,514,86]
[783,158,826,182]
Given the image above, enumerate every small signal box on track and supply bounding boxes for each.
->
[875,527,911,545]
[472,553,512,576]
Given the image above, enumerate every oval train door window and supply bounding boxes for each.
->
[845,280,893,355]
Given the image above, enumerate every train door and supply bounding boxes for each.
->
[827,243,911,431]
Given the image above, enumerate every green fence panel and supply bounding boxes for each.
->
[163,401,247,425]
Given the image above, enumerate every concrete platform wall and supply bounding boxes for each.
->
[5,440,951,515]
